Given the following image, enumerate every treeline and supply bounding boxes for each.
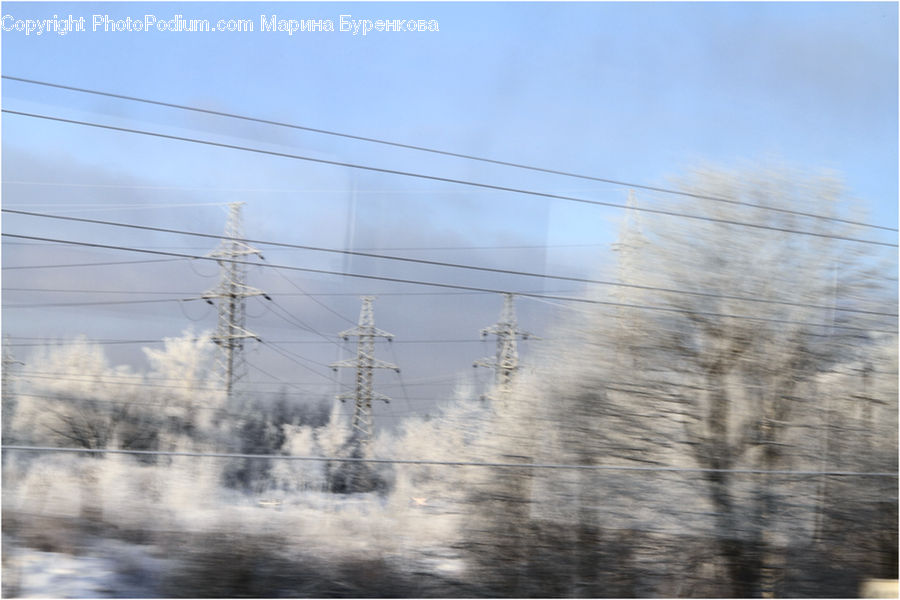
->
[2,165,897,598]
[451,165,899,597]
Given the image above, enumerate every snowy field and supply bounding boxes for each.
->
[3,539,170,598]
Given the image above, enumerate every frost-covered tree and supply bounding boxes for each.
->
[142,332,224,451]
[604,166,897,596]
[13,338,159,453]
[461,164,897,597]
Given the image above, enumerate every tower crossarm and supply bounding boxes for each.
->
[202,283,269,301]
[330,356,399,372]
[336,390,393,405]
[209,243,263,260]
[337,326,395,341]
[210,325,260,343]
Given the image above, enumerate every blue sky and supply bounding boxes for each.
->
[2,2,897,424]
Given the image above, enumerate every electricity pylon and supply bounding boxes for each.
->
[203,202,268,403]
[474,293,532,400]
[330,296,399,453]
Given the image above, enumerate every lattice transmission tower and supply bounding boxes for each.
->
[330,296,399,454]
[474,293,532,400]
[203,202,269,403]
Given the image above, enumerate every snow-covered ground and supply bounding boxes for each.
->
[4,540,169,598]
[4,535,467,598]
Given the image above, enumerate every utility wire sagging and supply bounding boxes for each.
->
[3,110,896,248]
[1,445,896,477]
[3,74,896,233]
[5,209,896,318]
[4,232,895,334]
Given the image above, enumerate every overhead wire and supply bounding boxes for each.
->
[11,371,443,399]
[245,358,339,395]
[262,339,335,372]
[5,209,896,318]
[3,109,896,248]
[4,236,608,253]
[268,266,357,326]
[263,298,345,347]
[259,340,341,383]
[11,391,241,417]
[388,343,415,416]
[0,201,230,213]
[3,287,199,295]
[13,367,465,392]
[15,371,231,394]
[5,338,168,347]
[4,74,895,233]
[1,257,186,270]
[2,336,499,347]
[0,287,578,297]
[2,297,202,309]
[4,91,895,423]
[3,232,896,334]
[2,445,897,477]
[12,362,898,407]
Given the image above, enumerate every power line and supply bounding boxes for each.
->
[0,201,230,212]
[2,445,896,477]
[388,343,414,417]
[12,368,459,389]
[14,371,374,401]
[2,298,198,309]
[3,240,210,251]
[2,337,511,347]
[4,233,600,254]
[269,267,357,326]
[11,392,433,423]
[1,287,577,297]
[2,181,603,198]
[261,340,338,375]
[5,338,167,346]
[14,368,898,402]
[4,75,894,234]
[246,357,339,394]
[11,391,238,416]
[17,384,781,415]
[5,209,896,318]
[1,257,185,270]
[3,232,896,334]
[3,109,896,249]
[16,371,233,393]
[264,298,345,347]
[3,287,199,295]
